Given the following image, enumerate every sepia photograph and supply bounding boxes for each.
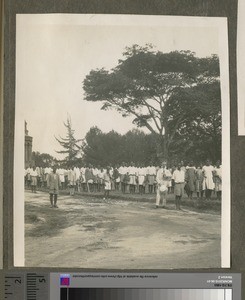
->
[14,14,230,268]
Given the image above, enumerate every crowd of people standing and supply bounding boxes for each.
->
[25,159,222,209]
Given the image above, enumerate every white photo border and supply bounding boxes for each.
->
[14,14,230,268]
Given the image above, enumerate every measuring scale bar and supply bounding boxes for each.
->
[1,272,240,300]
[4,275,25,300]
[59,288,232,300]
[3,273,48,300]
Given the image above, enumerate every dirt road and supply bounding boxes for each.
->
[25,190,221,269]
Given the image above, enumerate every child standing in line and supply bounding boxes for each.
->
[47,167,61,208]
[195,164,204,199]
[103,167,112,200]
[172,163,186,210]
[213,160,222,200]
[30,166,38,193]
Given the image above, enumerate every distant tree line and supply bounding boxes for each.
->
[81,126,221,167]
[32,151,56,168]
[32,123,220,169]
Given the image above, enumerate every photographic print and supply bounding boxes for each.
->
[14,14,230,268]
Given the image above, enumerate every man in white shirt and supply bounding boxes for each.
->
[172,163,186,210]
[44,166,51,187]
[58,168,65,190]
[156,161,171,208]
[92,167,99,192]
[118,163,128,193]
[30,166,38,193]
[147,164,156,194]
[128,162,137,194]
[98,167,105,192]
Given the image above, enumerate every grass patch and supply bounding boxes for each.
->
[25,203,82,237]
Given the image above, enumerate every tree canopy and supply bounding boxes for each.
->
[81,125,220,167]
[83,44,221,161]
[82,127,158,167]
[32,152,56,168]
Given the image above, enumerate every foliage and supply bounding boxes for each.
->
[166,81,221,162]
[55,116,82,168]
[82,127,159,167]
[83,44,221,160]
[32,152,56,168]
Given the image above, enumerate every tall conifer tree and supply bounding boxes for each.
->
[55,116,82,168]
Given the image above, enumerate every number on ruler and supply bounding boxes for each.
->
[14,279,21,285]
[4,275,24,300]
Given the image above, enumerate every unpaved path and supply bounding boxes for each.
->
[25,190,221,269]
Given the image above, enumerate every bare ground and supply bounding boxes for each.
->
[25,190,221,269]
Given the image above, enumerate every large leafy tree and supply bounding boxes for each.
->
[166,81,221,162]
[81,127,123,167]
[82,127,158,166]
[123,129,158,165]
[32,152,56,168]
[55,116,82,168]
[83,44,220,160]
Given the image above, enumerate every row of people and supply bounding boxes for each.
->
[25,160,222,200]
[155,160,221,210]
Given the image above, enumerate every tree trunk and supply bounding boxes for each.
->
[155,134,168,162]
[163,136,169,162]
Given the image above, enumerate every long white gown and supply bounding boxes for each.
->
[202,165,215,190]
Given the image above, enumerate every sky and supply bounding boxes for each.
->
[16,14,220,158]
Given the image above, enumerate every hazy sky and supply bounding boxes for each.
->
[16,14,220,158]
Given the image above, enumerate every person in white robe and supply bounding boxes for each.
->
[147,164,156,194]
[138,166,147,194]
[118,163,128,194]
[30,166,38,193]
[128,163,137,194]
[155,161,171,208]
[202,159,215,200]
